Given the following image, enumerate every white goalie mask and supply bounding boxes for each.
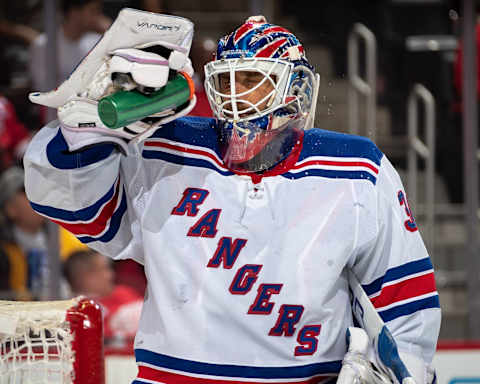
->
[204,16,320,173]
[29,8,196,141]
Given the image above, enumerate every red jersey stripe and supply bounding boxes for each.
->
[371,272,437,309]
[50,180,120,236]
[144,140,226,170]
[293,159,379,174]
[137,365,333,384]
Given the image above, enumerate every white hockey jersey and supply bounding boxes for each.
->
[24,116,441,384]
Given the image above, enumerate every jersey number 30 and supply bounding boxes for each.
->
[397,190,418,232]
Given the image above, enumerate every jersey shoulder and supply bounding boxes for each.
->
[289,128,384,185]
[301,128,384,165]
[141,117,233,175]
[147,116,218,151]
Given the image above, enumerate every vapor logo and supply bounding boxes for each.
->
[136,21,180,32]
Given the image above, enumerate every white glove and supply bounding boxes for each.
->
[338,327,393,384]
[29,9,196,152]
[57,46,196,152]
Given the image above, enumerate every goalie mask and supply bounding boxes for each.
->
[204,15,320,173]
[29,8,196,141]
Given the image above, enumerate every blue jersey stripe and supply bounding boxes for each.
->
[363,258,434,296]
[149,117,219,149]
[30,181,117,222]
[135,349,341,379]
[77,188,127,244]
[143,150,234,176]
[379,295,440,322]
[282,169,377,184]
[46,129,116,170]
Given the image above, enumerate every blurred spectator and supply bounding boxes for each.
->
[188,36,215,117]
[0,18,39,46]
[0,3,42,131]
[0,166,87,300]
[102,0,164,20]
[0,166,47,300]
[0,2,41,80]
[29,0,110,93]
[0,95,32,171]
[64,249,144,342]
[113,259,147,297]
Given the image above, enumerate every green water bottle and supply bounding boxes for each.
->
[98,72,194,129]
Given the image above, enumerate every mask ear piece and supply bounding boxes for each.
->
[288,66,319,130]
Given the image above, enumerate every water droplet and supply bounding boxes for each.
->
[449,9,458,20]
[327,104,335,116]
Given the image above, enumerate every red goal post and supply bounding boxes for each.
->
[0,297,104,384]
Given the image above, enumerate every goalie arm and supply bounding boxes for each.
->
[349,154,441,383]
[23,120,143,264]
[24,10,199,263]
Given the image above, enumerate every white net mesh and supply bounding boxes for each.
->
[0,299,79,384]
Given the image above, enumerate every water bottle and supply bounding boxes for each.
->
[97,72,194,130]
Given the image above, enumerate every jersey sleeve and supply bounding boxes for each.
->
[351,154,441,365]
[24,121,145,265]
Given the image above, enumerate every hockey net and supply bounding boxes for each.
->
[0,297,104,384]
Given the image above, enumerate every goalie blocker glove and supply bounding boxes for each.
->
[338,328,435,384]
[29,9,196,154]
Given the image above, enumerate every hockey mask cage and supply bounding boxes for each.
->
[204,58,294,123]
